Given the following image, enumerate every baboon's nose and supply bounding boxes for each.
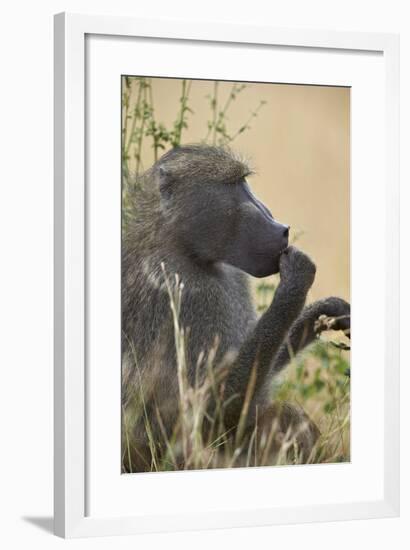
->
[283,226,290,238]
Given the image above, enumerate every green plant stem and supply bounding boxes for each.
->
[173,79,192,147]
[215,83,244,144]
[228,100,266,143]
[122,83,130,148]
[212,81,219,145]
[125,79,143,157]
[147,83,160,162]
[135,79,148,175]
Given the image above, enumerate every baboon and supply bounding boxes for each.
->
[122,144,350,472]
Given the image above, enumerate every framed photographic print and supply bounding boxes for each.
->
[54,12,400,538]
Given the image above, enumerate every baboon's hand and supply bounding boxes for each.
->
[279,246,316,292]
[317,297,350,334]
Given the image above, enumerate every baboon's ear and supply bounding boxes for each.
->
[159,166,173,201]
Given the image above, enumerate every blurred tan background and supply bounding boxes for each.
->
[124,78,350,302]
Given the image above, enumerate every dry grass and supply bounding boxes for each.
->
[122,270,350,473]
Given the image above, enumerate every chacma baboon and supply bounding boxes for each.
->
[122,144,350,472]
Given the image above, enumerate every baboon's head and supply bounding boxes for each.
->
[156,145,289,277]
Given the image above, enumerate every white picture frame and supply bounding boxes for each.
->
[54,12,400,538]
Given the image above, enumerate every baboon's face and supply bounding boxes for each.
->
[161,173,289,278]
[220,178,289,277]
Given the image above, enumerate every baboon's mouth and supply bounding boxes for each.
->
[269,246,288,275]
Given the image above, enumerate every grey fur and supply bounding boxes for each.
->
[122,144,350,471]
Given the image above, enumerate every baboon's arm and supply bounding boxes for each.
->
[271,297,350,374]
[223,247,315,427]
